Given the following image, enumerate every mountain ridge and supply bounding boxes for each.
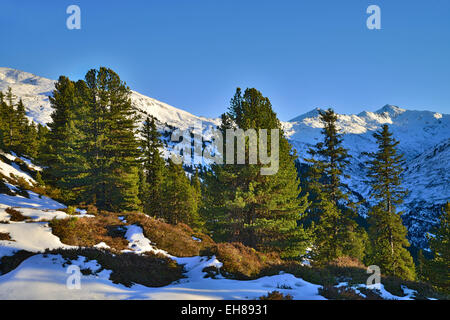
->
[1,67,448,248]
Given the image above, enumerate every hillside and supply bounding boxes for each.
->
[0,152,443,300]
[0,67,448,250]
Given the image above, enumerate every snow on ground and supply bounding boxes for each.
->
[0,253,326,300]
[335,282,418,300]
[0,222,74,258]
[123,224,168,255]
[0,152,36,185]
[0,190,66,210]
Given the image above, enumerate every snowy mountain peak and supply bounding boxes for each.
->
[289,107,323,122]
[375,104,406,118]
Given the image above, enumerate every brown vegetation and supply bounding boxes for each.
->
[5,207,29,222]
[49,248,183,287]
[49,211,128,251]
[259,291,293,300]
[0,232,12,240]
[124,212,215,257]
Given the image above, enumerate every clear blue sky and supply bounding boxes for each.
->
[1,0,449,120]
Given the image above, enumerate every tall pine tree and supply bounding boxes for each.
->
[366,124,415,280]
[203,88,310,259]
[139,116,166,216]
[82,67,142,212]
[420,202,449,293]
[304,108,367,264]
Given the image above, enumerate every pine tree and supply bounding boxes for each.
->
[366,124,415,280]
[421,202,450,293]
[82,67,142,212]
[304,108,367,264]
[160,159,199,225]
[139,116,166,216]
[44,76,89,203]
[2,87,19,151]
[190,168,205,230]
[203,88,310,259]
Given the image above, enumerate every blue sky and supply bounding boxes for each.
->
[1,0,449,120]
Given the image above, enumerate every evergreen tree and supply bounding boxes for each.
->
[203,88,310,259]
[44,76,89,203]
[366,124,415,280]
[2,87,19,150]
[304,108,367,264]
[160,159,199,225]
[190,168,205,230]
[421,202,450,293]
[82,67,142,212]
[139,116,166,216]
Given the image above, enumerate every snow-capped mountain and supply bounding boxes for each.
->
[284,106,449,248]
[1,67,448,248]
[0,67,220,129]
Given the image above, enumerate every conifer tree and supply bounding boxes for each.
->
[139,116,166,216]
[160,159,199,225]
[44,76,88,203]
[366,124,415,280]
[190,168,205,230]
[3,87,19,150]
[304,108,367,264]
[82,67,142,212]
[421,202,449,293]
[203,88,310,259]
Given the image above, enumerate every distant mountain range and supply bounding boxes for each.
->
[1,67,448,248]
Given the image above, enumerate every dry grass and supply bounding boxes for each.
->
[319,285,366,300]
[0,250,35,275]
[0,232,12,241]
[259,291,293,300]
[49,248,183,287]
[49,211,129,251]
[5,207,29,222]
[209,242,282,280]
[124,212,215,257]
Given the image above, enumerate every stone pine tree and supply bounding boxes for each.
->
[420,202,449,293]
[45,76,89,203]
[366,124,415,280]
[190,168,205,230]
[160,159,201,226]
[304,108,367,264]
[139,115,166,216]
[2,87,20,151]
[202,88,310,259]
[82,67,142,212]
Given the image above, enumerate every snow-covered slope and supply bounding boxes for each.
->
[0,67,220,129]
[284,106,449,247]
[1,67,448,248]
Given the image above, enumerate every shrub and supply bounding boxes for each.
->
[319,285,365,300]
[125,212,215,257]
[5,207,29,222]
[49,248,183,287]
[210,242,282,280]
[49,212,128,251]
[0,232,12,240]
[259,291,293,300]
[0,250,35,275]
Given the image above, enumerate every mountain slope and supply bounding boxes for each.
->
[1,67,448,248]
